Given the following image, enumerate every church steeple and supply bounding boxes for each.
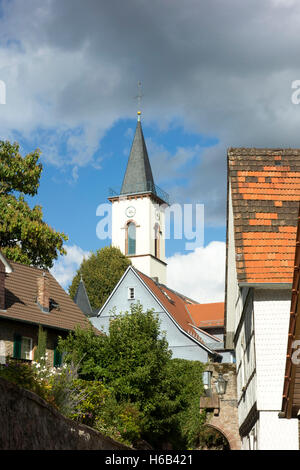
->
[109,108,167,284]
[120,118,156,197]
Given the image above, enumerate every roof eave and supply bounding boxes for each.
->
[238,282,292,289]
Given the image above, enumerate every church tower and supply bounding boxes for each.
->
[109,111,168,284]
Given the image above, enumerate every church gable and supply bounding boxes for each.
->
[91,267,216,362]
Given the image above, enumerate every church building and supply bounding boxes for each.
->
[87,110,233,363]
[108,110,168,284]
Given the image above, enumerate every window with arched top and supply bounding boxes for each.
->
[127,222,136,255]
[154,223,160,258]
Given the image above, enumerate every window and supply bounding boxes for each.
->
[154,224,160,258]
[128,287,135,300]
[202,370,213,396]
[13,334,32,361]
[127,222,136,255]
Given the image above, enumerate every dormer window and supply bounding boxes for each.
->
[128,287,135,300]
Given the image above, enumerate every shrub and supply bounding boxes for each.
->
[0,358,51,402]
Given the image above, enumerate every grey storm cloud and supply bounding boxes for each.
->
[1,0,300,224]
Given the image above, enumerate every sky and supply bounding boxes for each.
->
[1,0,300,302]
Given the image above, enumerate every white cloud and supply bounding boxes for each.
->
[50,244,91,290]
[166,241,226,303]
[2,0,300,222]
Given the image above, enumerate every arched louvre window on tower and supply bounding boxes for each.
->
[127,222,136,255]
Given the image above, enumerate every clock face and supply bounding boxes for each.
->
[125,206,136,218]
[155,210,160,220]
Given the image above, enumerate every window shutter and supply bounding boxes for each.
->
[53,346,62,367]
[13,334,22,359]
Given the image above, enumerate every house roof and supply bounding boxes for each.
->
[228,148,300,284]
[135,268,219,355]
[186,302,224,328]
[282,203,300,418]
[74,277,94,318]
[0,260,92,332]
[120,120,156,196]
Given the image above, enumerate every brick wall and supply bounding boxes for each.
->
[0,377,130,450]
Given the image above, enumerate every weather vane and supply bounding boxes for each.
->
[135,81,144,121]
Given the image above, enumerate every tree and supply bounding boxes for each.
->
[0,140,68,268]
[68,246,131,310]
[34,325,47,365]
[58,304,206,448]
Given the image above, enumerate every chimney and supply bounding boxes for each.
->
[37,272,50,313]
[0,260,5,310]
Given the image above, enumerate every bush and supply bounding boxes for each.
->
[67,379,110,427]
[0,358,52,403]
[95,396,142,446]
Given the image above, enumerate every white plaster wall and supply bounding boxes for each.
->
[258,412,298,450]
[91,268,209,362]
[111,196,166,283]
[254,289,292,410]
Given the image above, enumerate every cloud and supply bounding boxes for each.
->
[166,241,226,303]
[2,0,300,222]
[50,244,91,289]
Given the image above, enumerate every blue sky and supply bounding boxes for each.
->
[1,0,300,301]
[22,117,223,258]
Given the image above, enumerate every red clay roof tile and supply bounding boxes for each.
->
[228,148,300,283]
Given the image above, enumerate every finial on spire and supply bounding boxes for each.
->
[135,81,143,121]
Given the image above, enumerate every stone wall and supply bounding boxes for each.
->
[200,363,241,450]
[0,377,130,450]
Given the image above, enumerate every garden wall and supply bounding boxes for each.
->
[0,377,130,450]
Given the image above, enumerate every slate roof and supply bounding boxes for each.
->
[186,302,224,328]
[0,261,92,332]
[74,278,95,318]
[228,148,300,284]
[120,120,156,196]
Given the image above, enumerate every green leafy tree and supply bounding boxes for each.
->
[58,304,206,448]
[0,141,68,268]
[68,246,131,310]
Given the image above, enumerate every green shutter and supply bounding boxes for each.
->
[53,346,62,367]
[13,334,22,359]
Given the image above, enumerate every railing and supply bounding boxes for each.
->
[109,181,170,205]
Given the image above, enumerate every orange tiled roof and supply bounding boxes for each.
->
[228,148,300,284]
[186,302,224,327]
[135,269,218,353]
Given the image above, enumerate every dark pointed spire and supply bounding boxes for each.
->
[120,118,156,196]
[74,277,94,318]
